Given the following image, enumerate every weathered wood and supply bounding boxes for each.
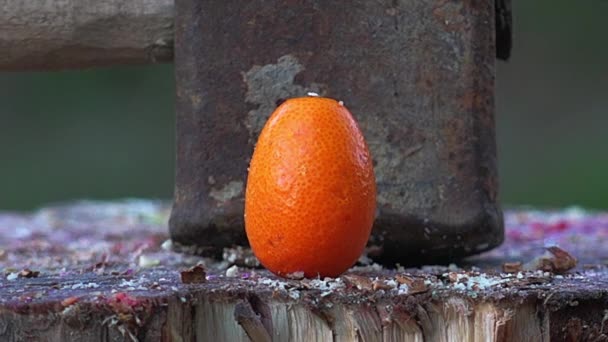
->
[0,0,173,70]
[0,201,606,341]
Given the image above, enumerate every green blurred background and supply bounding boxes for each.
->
[1,2,607,211]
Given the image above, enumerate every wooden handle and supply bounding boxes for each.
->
[0,0,511,70]
[0,0,174,71]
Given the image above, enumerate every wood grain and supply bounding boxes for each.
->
[0,0,173,70]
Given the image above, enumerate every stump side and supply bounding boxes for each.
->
[0,200,606,341]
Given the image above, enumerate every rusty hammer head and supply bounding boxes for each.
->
[0,0,510,264]
[169,0,510,264]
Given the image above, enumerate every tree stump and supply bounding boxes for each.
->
[0,200,606,341]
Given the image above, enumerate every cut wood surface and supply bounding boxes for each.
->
[0,200,606,341]
[0,0,173,70]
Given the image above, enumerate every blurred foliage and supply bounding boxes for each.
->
[1,1,607,210]
[0,66,175,209]
[496,0,608,209]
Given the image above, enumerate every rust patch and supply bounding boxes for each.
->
[242,54,324,142]
[432,0,467,32]
[209,181,244,204]
[459,91,485,112]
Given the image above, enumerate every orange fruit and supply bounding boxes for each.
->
[244,96,376,278]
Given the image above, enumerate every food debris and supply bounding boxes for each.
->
[71,282,100,290]
[288,289,301,300]
[342,274,373,291]
[502,262,523,273]
[285,271,305,280]
[138,255,160,268]
[19,269,40,278]
[259,278,290,291]
[106,291,152,329]
[524,246,577,273]
[222,246,260,267]
[4,269,40,280]
[395,275,428,294]
[61,296,79,307]
[447,272,460,283]
[357,253,372,266]
[108,292,140,313]
[440,271,512,292]
[225,265,239,278]
[180,265,206,284]
[349,263,384,273]
[308,277,345,292]
[372,279,396,291]
[160,239,173,251]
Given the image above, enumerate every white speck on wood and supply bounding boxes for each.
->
[226,265,239,277]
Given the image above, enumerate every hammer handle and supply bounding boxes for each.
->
[0,0,173,71]
[0,0,510,71]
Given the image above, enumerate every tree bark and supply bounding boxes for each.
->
[0,0,173,70]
